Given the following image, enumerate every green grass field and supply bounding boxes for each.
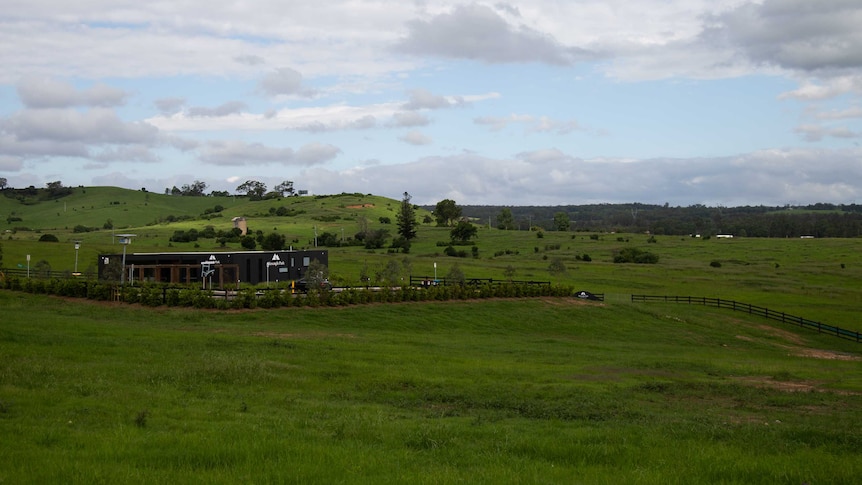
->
[2,188,862,482]
[1,292,860,483]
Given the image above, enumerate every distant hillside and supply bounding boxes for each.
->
[0,185,421,236]
[422,203,862,237]
[3,185,861,238]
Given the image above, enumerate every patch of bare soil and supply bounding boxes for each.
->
[346,204,375,209]
[796,349,861,361]
[735,376,860,396]
[737,376,818,393]
[755,324,807,345]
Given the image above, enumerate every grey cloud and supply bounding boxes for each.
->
[0,133,90,158]
[17,77,128,108]
[299,148,862,206]
[297,116,377,132]
[258,67,316,97]
[395,4,591,65]
[795,124,861,142]
[475,114,583,134]
[154,97,186,114]
[707,0,862,73]
[391,111,430,127]
[92,146,160,163]
[348,115,377,130]
[235,54,266,66]
[0,155,23,171]
[199,140,339,167]
[403,88,463,110]
[398,131,433,145]
[293,143,341,165]
[4,108,158,145]
[187,101,247,117]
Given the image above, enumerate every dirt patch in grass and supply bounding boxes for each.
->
[735,376,861,395]
[796,348,861,361]
[755,324,807,345]
[346,204,375,209]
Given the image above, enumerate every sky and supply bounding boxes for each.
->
[1,0,861,206]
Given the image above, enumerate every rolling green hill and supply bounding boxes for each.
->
[2,186,861,333]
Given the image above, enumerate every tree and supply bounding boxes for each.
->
[548,258,567,275]
[363,228,389,249]
[445,263,465,285]
[553,211,570,231]
[241,235,257,250]
[274,180,295,197]
[496,208,515,230]
[181,180,207,196]
[304,259,329,291]
[0,177,7,190]
[450,220,478,242]
[396,192,418,241]
[236,180,267,200]
[434,199,462,226]
[260,232,286,251]
[0,241,3,268]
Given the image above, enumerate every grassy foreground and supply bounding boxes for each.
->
[1,291,861,483]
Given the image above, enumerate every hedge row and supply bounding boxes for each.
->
[1,277,574,309]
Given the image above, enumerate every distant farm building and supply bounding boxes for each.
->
[232,217,248,235]
[716,234,734,239]
[98,249,328,288]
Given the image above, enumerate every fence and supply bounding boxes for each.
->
[1,268,97,280]
[409,276,551,288]
[631,295,861,343]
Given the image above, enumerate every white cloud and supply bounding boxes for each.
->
[299,147,862,206]
[257,67,316,97]
[390,111,430,127]
[398,131,433,145]
[198,140,340,167]
[16,77,128,108]
[2,108,158,150]
[403,88,464,110]
[475,114,584,134]
[187,101,248,118]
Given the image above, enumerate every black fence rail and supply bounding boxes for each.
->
[631,295,860,343]
[409,276,551,288]
[1,268,97,279]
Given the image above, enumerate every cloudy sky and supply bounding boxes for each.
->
[1,0,861,206]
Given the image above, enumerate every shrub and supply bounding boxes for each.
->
[613,247,659,264]
[710,261,722,268]
[38,234,59,242]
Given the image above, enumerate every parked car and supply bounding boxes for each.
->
[295,278,332,292]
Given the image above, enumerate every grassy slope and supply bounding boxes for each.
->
[2,187,861,331]
[1,292,860,483]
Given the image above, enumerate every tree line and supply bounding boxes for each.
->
[433,203,862,238]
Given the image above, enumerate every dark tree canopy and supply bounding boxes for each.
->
[450,220,477,242]
[434,199,462,226]
[236,180,267,200]
[496,208,515,230]
[396,192,418,241]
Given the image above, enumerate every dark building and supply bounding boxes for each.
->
[98,249,328,288]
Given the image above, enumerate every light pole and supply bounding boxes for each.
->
[117,234,136,285]
[73,241,81,275]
